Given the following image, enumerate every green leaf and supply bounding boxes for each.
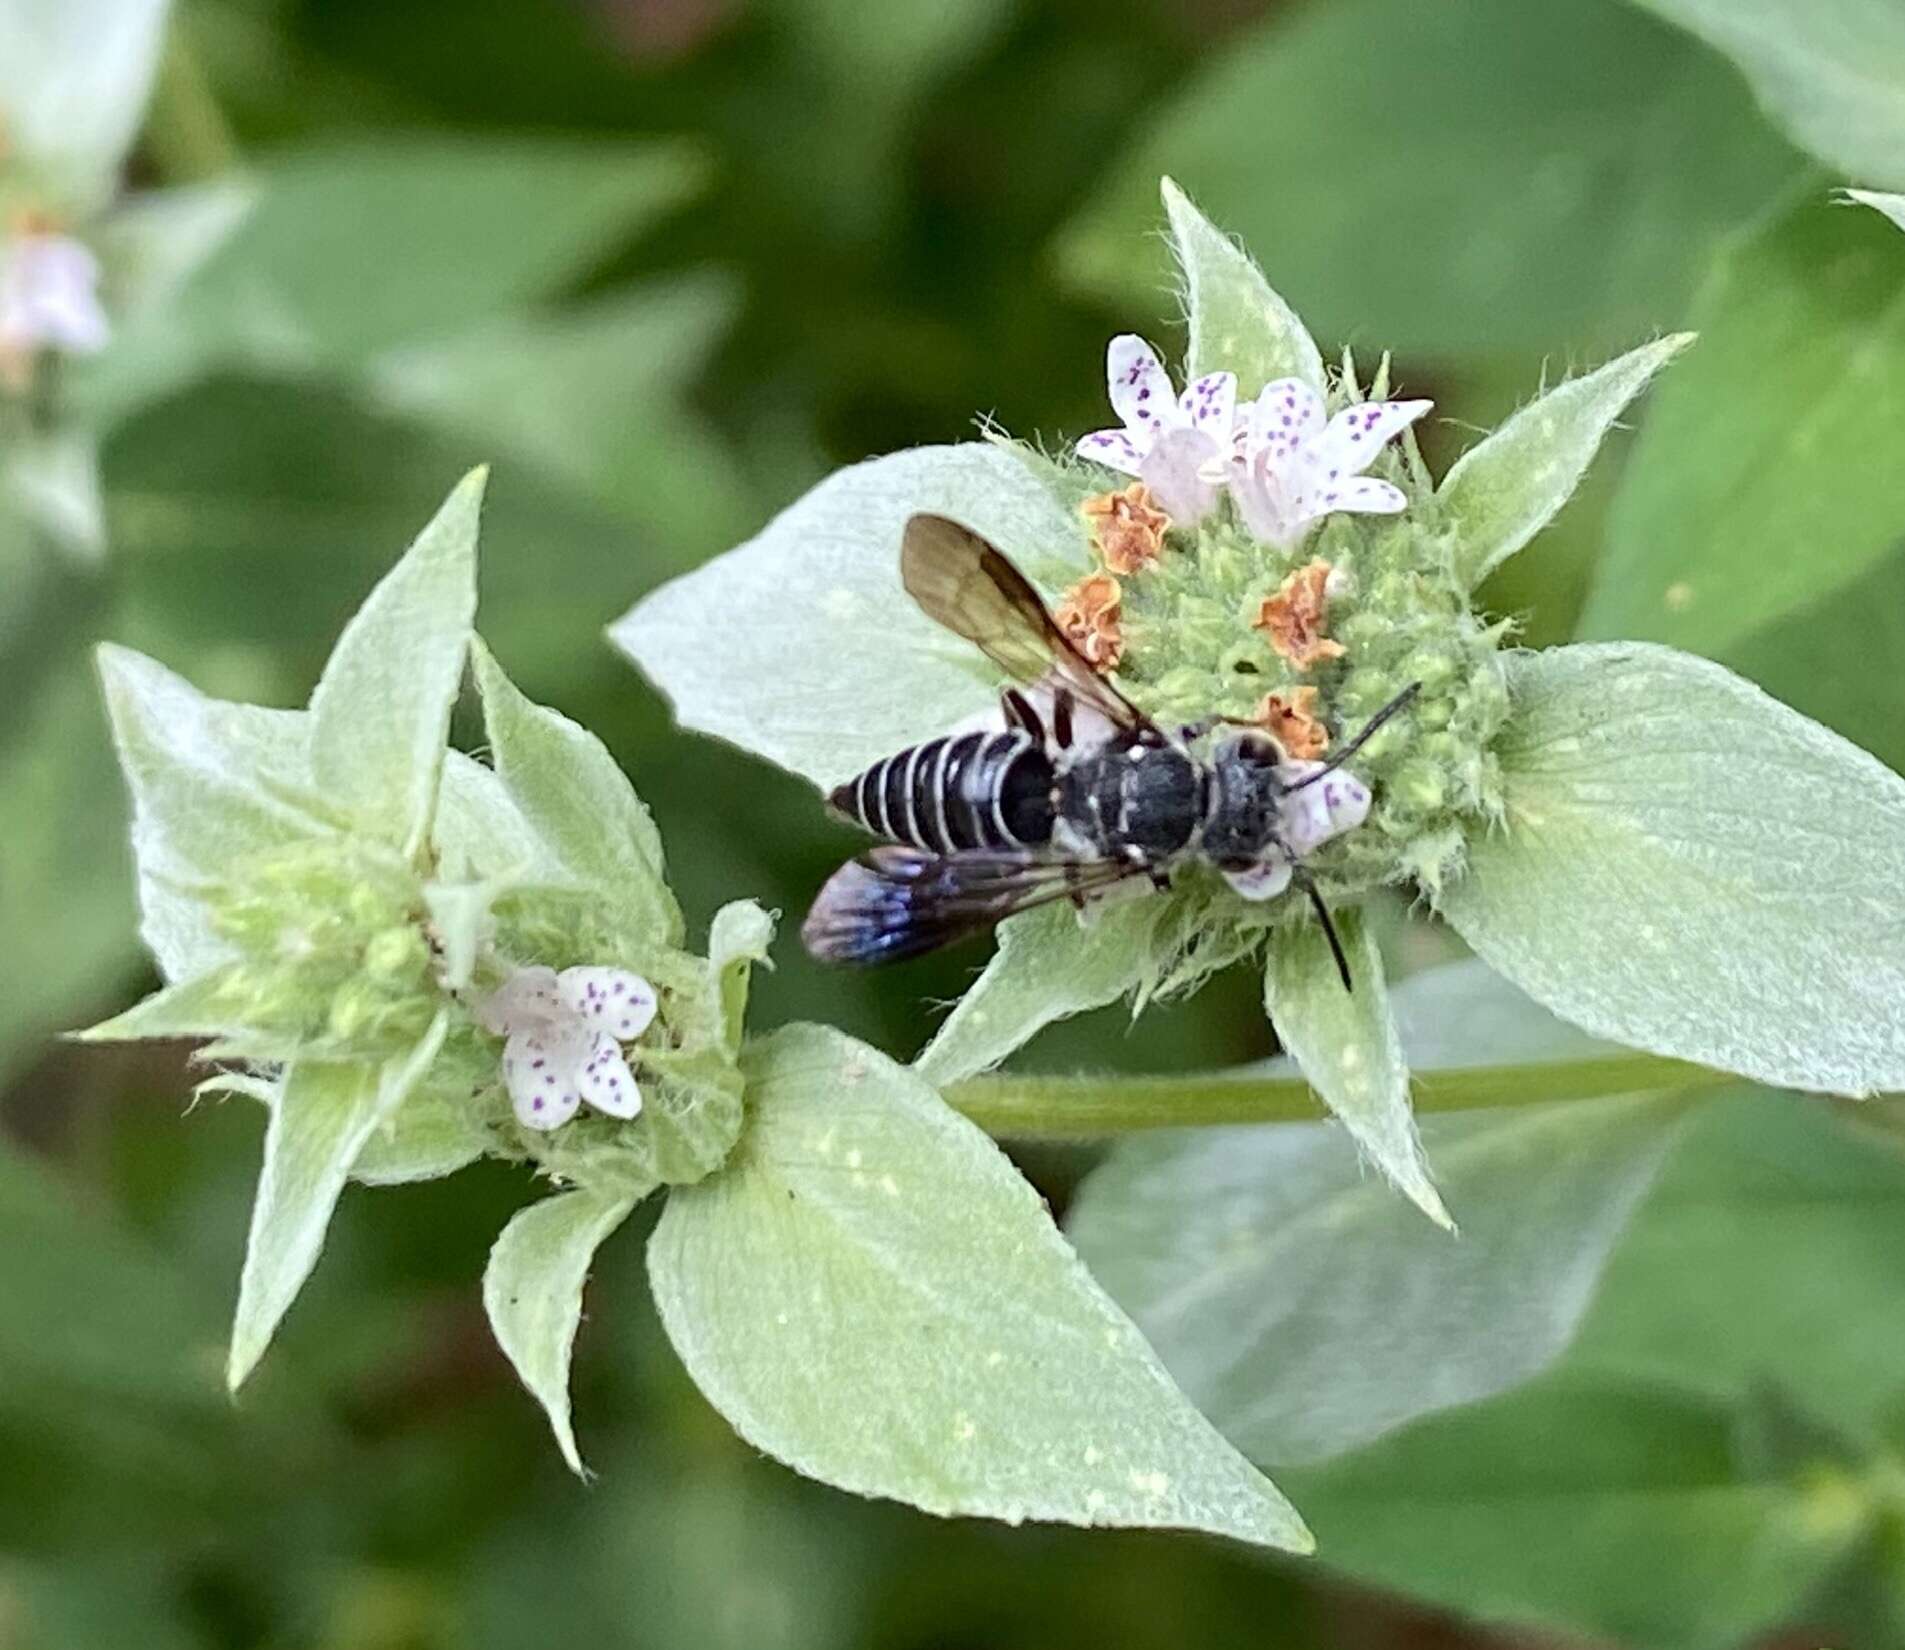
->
[1056,0,1801,356]
[88,137,707,401]
[227,1014,447,1389]
[470,636,680,946]
[77,966,256,1047]
[613,443,1081,787]
[707,899,774,1058]
[1162,177,1322,396]
[0,0,170,215]
[0,652,137,1084]
[1628,0,1905,187]
[914,899,1169,1088]
[1442,334,1693,591]
[1581,199,1905,659]
[1287,1375,1862,1650]
[365,277,756,554]
[1264,912,1450,1229]
[1843,186,1905,231]
[1285,1091,1902,1648]
[650,1024,1312,1551]
[1438,643,1905,1096]
[95,645,319,980]
[308,469,482,861]
[1069,958,1691,1465]
[483,1188,642,1477]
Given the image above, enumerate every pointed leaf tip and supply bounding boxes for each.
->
[1265,914,1453,1231]
[1442,333,1695,592]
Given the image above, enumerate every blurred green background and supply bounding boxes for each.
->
[6,0,1905,1645]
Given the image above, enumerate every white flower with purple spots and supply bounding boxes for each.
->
[478,964,657,1131]
[0,230,110,359]
[1228,378,1431,550]
[1075,334,1236,522]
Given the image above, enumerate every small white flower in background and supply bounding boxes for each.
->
[478,964,657,1131]
[1228,377,1430,550]
[1076,334,1236,522]
[0,225,111,359]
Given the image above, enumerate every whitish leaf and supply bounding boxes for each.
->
[308,469,482,860]
[0,0,170,215]
[1842,186,1905,232]
[1264,912,1450,1229]
[1581,200,1905,658]
[95,645,319,980]
[227,1014,447,1389]
[707,899,774,1057]
[1629,0,1905,187]
[483,1188,642,1476]
[470,638,679,945]
[77,967,258,1047]
[1439,643,1905,1095]
[614,444,1081,787]
[914,899,1168,1088]
[1071,958,1689,1465]
[1162,177,1323,396]
[1443,334,1693,591]
[650,1023,1312,1550]
[1056,0,1800,356]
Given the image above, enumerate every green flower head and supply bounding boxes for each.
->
[617,178,1905,1227]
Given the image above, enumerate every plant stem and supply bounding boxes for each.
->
[942,1052,1728,1139]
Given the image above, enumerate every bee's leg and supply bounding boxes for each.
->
[1000,687,1042,737]
[1051,688,1075,751]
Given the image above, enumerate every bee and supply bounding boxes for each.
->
[801,515,1418,984]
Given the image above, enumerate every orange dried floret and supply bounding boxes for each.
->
[1054,571,1124,673]
[1253,558,1346,670]
[1253,686,1330,761]
[1081,482,1171,574]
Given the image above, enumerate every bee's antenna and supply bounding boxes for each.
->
[1297,871,1354,992]
[1285,681,1423,792]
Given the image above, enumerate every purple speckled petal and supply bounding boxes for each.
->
[1074,427,1144,475]
[1223,855,1293,902]
[1178,371,1237,440]
[558,967,658,1042]
[1105,334,1176,443]
[1330,476,1410,516]
[502,1028,585,1130]
[1245,378,1326,456]
[1309,398,1432,477]
[576,1032,643,1120]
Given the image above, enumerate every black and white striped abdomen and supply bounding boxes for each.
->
[829,731,1056,853]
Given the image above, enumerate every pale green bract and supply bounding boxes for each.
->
[1626,0,1905,188]
[1162,176,1323,397]
[650,1024,1313,1551]
[483,1187,646,1477]
[309,470,483,861]
[1439,644,1905,1095]
[1440,334,1694,591]
[1069,959,1692,1464]
[1263,913,1449,1229]
[228,1017,447,1390]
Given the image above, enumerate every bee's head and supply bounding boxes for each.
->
[1201,731,1291,867]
